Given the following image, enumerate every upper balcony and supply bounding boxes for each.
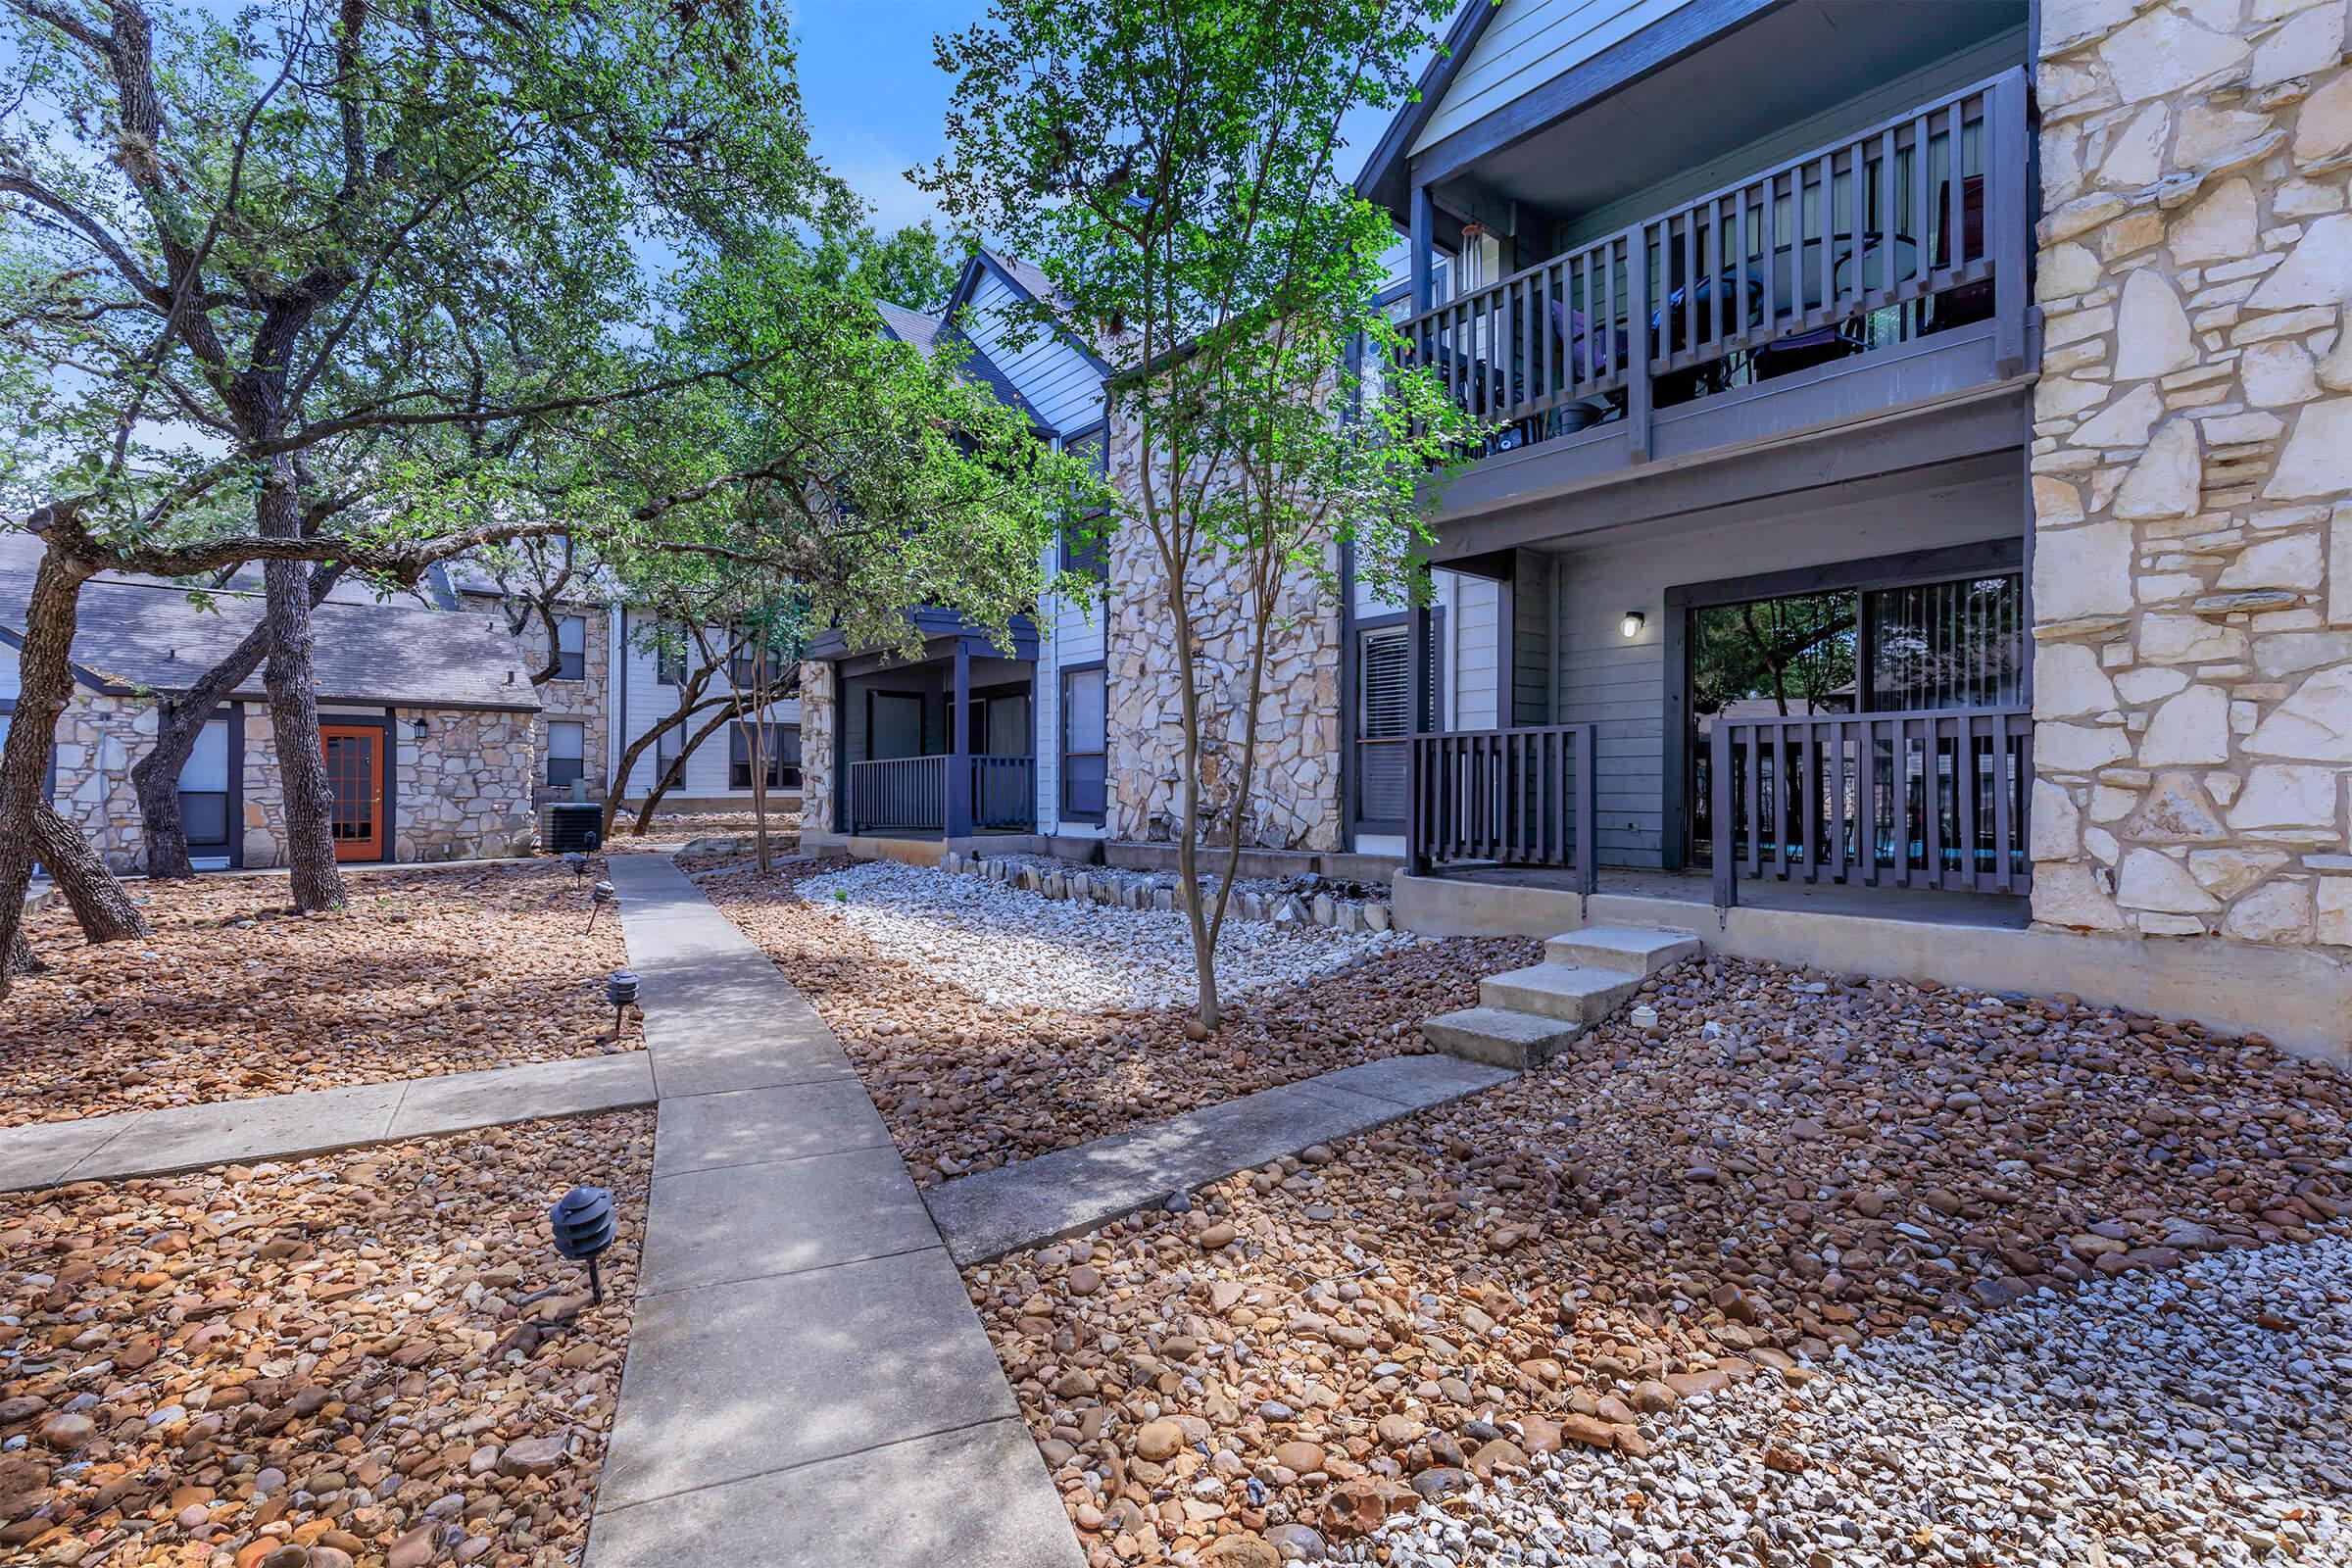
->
[1369,2,2035,536]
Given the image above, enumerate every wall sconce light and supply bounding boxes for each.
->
[410,714,429,741]
[1621,611,1646,639]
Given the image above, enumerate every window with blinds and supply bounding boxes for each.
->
[1061,664,1106,819]
[1355,626,1412,826]
[1060,425,1111,580]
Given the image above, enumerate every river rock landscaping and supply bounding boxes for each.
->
[701,858,1539,1182]
[3,863,633,1128]
[962,953,2352,1568]
[0,1108,649,1568]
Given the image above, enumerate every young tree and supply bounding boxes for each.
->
[1,0,848,914]
[927,0,1473,1026]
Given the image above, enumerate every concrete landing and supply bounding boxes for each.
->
[0,1052,657,1193]
[584,855,1085,1568]
[922,1054,1516,1267]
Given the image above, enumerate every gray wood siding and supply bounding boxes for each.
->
[1413,0,1701,154]
[1551,462,2024,866]
[1511,552,1553,726]
[958,273,1103,434]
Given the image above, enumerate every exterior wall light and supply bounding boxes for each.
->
[549,1184,617,1304]
[1621,611,1646,638]
[410,714,430,741]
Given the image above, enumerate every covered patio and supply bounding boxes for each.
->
[808,610,1040,840]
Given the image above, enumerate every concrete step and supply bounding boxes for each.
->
[1479,963,1643,1025]
[1421,1006,1582,1069]
[1544,925,1702,976]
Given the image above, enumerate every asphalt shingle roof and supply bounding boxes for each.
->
[0,569,539,711]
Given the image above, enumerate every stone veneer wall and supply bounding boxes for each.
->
[798,659,836,835]
[2031,0,2352,950]
[478,596,611,801]
[1102,416,1345,852]
[50,696,537,870]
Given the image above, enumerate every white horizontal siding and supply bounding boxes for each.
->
[613,617,799,799]
[958,273,1103,433]
[1412,0,1699,154]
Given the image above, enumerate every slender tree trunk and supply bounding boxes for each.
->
[1167,572,1221,1030]
[5,928,41,977]
[134,564,345,879]
[602,693,736,840]
[0,540,97,1002]
[630,705,738,835]
[258,459,346,911]
[34,803,147,942]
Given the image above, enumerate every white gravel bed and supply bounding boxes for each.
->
[1349,1238,2352,1568]
[794,858,1412,1012]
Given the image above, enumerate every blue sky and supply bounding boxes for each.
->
[789,0,1414,237]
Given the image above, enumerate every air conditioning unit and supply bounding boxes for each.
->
[547,802,604,854]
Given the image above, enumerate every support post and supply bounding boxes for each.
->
[1406,598,1436,875]
[1989,69,2029,378]
[1625,223,1652,462]
[946,641,973,840]
[1409,181,1435,316]
[1710,727,1737,909]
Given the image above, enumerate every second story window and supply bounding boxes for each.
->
[556,614,587,682]
[1059,425,1110,581]
[655,622,685,686]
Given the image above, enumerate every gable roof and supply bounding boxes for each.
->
[943,249,1112,382]
[0,570,540,711]
[1353,0,1503,219]
[877,298,1053,433]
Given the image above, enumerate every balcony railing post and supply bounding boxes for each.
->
[945,641,973,839]
[1989,68,2030,377]
[1711,727,1736,908]
[1572,723,1597,896]
[1624,225,1652,463]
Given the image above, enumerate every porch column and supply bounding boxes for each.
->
[946,639,973,839]
[1409,182,1434,316]
[1407,597,1435,876]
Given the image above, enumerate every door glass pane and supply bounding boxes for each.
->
[179,719,228,792]
[870,693,924,759]
[1867,574,2024,710]
[326,734,375,839]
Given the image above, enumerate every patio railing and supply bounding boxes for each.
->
[970,755,1036,831]
[1707,706,2033,905]
[1408,723,1598,890]
[1396,67,2029,463]
[848,754,1038,834]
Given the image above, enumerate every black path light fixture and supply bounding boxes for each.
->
[606,969,640,1035]
[549,1184,618,1305]
[564,850,589,882]
[585,879,617,933]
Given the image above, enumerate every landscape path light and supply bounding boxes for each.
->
[586,880,616,933]
[549,1184,617,1305]
[607,969,639,1035]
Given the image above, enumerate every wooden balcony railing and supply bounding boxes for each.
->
[849,756,948,834]
[848,754,1037,834]
[1408,723,1597,891]
[1396,68,2029,465]
[970,755,1037,831]
[1707,707,2033,906]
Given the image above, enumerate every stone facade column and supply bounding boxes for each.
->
[798,659,836,836]
[2031,0,2352,949]
[1102,412,1346,853]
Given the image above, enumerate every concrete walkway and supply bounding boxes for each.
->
[925,1054,1514,1266]
[581,855,1086,1568]
[0,1053,655,1193]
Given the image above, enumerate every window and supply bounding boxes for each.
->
[1060,664,1105,820]
[555,614,587,682]
[731,721,801,790]
[729,637,772,691]
[548,720,586,788]
[1355,627,1411,827]
[655,720,683,778]
[178,716,232,849]
[655,622,685,686]
[1059,425,1110,580]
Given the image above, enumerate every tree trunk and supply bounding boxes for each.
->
[600,690,731,841]
[629,705,740,835]
[33,803,148,942]
[258,460,346,911]
[5,927,42,977]
[134,564,345,879]
[0,540,96,1002]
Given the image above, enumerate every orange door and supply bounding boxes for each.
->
[321,724,385,861]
